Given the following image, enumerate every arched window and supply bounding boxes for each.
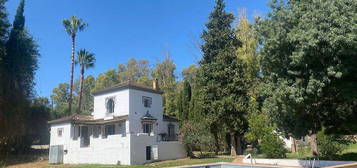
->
[106,98,115,113]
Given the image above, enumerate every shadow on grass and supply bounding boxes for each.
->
[333,153,357,161]
[1,149,48,167]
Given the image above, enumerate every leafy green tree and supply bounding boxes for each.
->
[180,120,214,158]
[177,81,192,121]
[51,82,75,118]
[0,0,10,156]
[198,0,248,155]
[28,97,51,144]
[235,14,259,81]
[152,56,177,116]
[75,49,95,113]
[0,0,39,155]
[93,59,151,91]
[51,83,70,106]
[4,0,39,98]
[258,0,357,155]
[117,58,151,83]
[0,0,8,69]
[62,16,88,114]
[80,75,95,114]
[93,69,119,91]
[182,65,198,87]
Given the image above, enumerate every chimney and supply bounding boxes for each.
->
[152,78,159,90]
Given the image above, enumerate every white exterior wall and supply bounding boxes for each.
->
[64,132,131,165]
[130,134,186,165]
[128,89,163,135]
[50,123,71,146]
[92,90,129,119]
[50,87,186,165]
[50,120,131,165]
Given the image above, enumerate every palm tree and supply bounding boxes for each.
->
[75,49,95,113]
[62,16,88,113]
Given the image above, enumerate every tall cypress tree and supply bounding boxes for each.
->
[198,0,248,155]
[0,0,39,154]
[177,81,192,121]
[0,0,10,156]
[5,0,38,97]
[0,0,8,61]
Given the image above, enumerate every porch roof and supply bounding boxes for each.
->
[48,114,128,125]
[163,114,179,122]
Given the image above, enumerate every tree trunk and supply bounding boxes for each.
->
[225,133,231,153]
[185,144,195,158]
[230,132,237,156]
[68,36,75,114]
[309,134,319,156]
[236,135,243,155]
[291,137,297,153]
[210,124,220,155]
[77,66,84,113]
[213,131,220,155]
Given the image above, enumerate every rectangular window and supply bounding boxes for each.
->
[142,96,152,108]
[105,124,115,137]
[168,125,175,137]
[143,123,152,133]
[57,128,63,137]
[93,126,100,138]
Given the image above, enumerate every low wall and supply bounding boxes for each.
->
[158,141,186,161]
[130,134,186,165]
[243,158,356,167]
[64,134,131,165]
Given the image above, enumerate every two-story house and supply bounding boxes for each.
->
[48,81,186,165]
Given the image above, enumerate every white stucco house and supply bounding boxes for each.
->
[48,81,186,165]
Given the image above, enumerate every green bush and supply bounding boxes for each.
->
[317,131,350,159]
[260,133,287,158]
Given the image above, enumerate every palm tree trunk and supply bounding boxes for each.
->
[68,36,75,114]
[77,66,84,113]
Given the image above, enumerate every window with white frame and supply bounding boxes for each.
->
[106,98,115,113]
[142,96,152,108]
[57,128,64,137]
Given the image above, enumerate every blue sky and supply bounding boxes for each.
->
[5,0,270,97]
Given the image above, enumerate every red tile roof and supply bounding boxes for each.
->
[48,114,128,125]
[92,81,163,96]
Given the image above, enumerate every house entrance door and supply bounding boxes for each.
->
[80,126,90,147]
[146,146,151,160]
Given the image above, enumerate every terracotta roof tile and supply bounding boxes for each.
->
[48,114,128,125]
[92,81,163,95]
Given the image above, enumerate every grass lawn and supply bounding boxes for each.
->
[50,157,234,168]
[286,143,357,161]
[252,143,357,161]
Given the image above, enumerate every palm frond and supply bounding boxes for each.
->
[76,49,96,69]
[62,16,88,37]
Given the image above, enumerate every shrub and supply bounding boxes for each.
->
[180,121,215,157]
[260,133,287,158]
[317,131,351,159]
